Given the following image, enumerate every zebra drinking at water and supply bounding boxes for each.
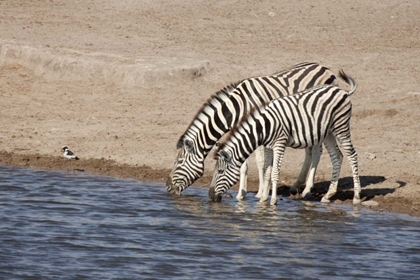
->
[166,62,338,200]
[209,70,361,206]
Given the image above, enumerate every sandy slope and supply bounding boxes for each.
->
[0,0,419,216]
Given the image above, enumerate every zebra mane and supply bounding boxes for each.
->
[214,102,269,159]
[176,80,242,149]
[271,61,315,76]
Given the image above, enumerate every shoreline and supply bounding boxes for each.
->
[1,151,418,217]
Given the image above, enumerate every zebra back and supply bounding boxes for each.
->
[216,70,357,162]
[178,62,337,156]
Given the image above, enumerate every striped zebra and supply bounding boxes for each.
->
[166,62,338,199]
[209,70,361,206]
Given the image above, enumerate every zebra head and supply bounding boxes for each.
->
[166,138,205,195]
[209,149,241,202]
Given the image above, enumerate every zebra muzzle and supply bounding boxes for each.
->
[165,177,174,193]
[165,178,181,195]
[208,187,222,202]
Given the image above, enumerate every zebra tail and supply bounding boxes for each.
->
[338,69,357,96]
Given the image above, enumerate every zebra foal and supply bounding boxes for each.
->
[166,62,338,199]
[209,70,361,206]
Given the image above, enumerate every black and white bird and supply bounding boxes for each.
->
[62,146,79,160]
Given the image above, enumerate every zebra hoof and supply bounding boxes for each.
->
[353,198,362,205]
[321,197,331,203]
[255,192,263,199]
[259,196,268,203]
[236,189,247,200]
[302,192,312,200]
[289,186,298,195]
[270,199,277,206]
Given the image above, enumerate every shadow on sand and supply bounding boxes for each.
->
[274,175,405,202]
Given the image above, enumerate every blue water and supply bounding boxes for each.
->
[0,165,419,279]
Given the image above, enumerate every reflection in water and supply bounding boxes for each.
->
[0,165,419,279]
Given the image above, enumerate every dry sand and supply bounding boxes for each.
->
[0,0,419,216]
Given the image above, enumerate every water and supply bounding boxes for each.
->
[0,166,419,280]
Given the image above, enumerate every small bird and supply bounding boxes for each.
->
[62,146,79,160]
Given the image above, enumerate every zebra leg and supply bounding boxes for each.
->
[268,140,287,206]
[255,146,266,199]
[301,144,323,200]
[321,133,343,203]
[333,132,362,205]
[344,144,361,205]
[290,147,312,195]
[237,160,249,200]
[258,147,273,201]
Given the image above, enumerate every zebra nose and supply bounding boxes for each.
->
[209,187,222,202]
[208,186,215,200]
[165,177,173,192]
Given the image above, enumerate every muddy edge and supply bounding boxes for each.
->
[0,151,418,217]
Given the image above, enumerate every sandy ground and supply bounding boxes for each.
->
[0,0,419,216]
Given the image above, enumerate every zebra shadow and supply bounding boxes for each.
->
[277,175,402,202]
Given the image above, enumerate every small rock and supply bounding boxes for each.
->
[73,168,85,172]
[362,200,379,207]
[225,193,233,199]
[365,152,376,160]
[268,12,276,17]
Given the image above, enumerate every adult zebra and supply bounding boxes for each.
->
[166,62,338,199]
[209,70,361,206]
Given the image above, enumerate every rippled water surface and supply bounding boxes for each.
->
[0,165,419,279]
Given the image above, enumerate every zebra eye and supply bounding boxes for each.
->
[218,169,224,174]
[177,158,184,164]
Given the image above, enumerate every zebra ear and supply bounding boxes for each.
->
[184,139,195,153]
[218,150,231,164]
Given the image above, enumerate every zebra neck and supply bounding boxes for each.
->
[185,129,227,158]
[180,87,240,158]
[185,109,236,158]
[229,130,264,166]
[227,109,278,165]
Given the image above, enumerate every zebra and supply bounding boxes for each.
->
[166,62,338,200]
[209,70,361,206]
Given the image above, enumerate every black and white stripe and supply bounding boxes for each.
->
[166,62,338,199]
[209,70,361,206]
